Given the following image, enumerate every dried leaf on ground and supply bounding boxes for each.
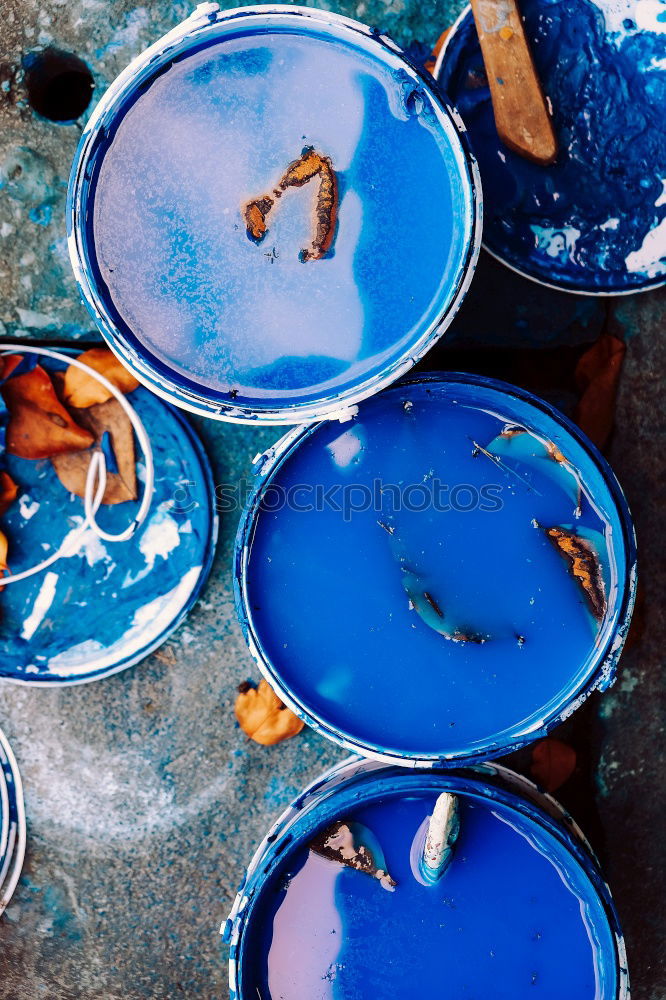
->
[0,471,18,516]
[574,334,625,450]
[234,679,304,745]
[2,365,94,459]
[51,397,137,505]
[62,348,140,409]
[530,738,577,792]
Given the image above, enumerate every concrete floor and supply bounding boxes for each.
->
[0,1,664,997]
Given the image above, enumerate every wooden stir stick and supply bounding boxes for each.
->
[470,0,558,165]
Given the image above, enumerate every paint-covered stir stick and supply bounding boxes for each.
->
[469,0,558,165]
[420,792,460,883]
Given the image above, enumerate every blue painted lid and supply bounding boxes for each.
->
[0,354,217,684]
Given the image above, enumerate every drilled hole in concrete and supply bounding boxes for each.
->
[23,47,94,123]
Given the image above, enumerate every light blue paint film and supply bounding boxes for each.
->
[237,375,635,763]
[231,764,626,999]
[0,360,217,684]
[68,7,479,422]
[437,0,666,294]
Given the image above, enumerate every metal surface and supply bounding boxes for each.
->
[0,0,664,997]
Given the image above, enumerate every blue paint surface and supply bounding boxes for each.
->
[71,10,478,418]
[239,375,634,761]
[438,0,666,293]
[0,360,216,683]
[237,770,620,998]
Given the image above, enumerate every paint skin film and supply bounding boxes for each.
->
[240,377,633,761]
[78,14,476,414]
[235,770,621,1000]
[439,0,666,293]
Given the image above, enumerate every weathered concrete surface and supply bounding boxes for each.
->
[0,0,664,998]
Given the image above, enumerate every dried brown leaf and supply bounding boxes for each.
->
[234,678,304,746]
[530,738,577,792]
[574,334,625,450]
[51,397,137,505]
[0,471,18,517]
[62,348,140,409]
[544,526,606,621]
[2,365,95,459]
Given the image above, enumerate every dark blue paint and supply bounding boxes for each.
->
[239,374,635,762]
[438,0,666,292]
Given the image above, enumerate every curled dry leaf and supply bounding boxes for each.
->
[51,397,137,505]
[2,365,94,459]
[62,348,140,409]
[0,471,18,516]
[544,525,606,621]
[234,678,305,746]
[574,334,626,450]
[530,738,577,792]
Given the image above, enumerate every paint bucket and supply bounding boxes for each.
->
[234,373,636,765]
[434,0,666,295]
[0,726,26,918]
[67,4,481,423]
[0,344,217,684]
[224,757,629,998]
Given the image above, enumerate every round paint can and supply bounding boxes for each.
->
[235,373,636,765]
[67,4,481,424]
[434,0,666,295]
[224,757,629,999]
[0,346,218,684]
[0,726,26,917]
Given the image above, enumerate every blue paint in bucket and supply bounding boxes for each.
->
[235,373,636,765]
[226,758,629,999]
[436,0,666,295]
[67,6,480,423]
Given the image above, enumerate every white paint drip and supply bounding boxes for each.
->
[18,496,40,520]
[625,216,666,277]
[21,571,58,640]
[138,507,181,571]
